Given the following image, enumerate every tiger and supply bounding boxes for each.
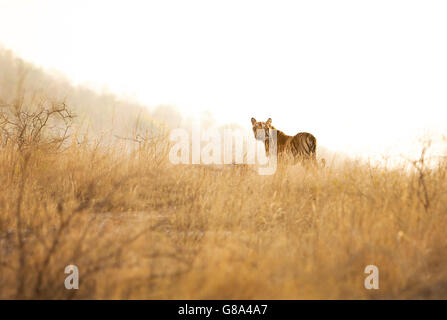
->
[251,117,317,165]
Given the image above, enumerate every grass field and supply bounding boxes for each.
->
[1,102,447,299]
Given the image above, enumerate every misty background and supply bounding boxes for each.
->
[0,0,446,162]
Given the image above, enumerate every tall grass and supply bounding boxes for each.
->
[1,94,447,299]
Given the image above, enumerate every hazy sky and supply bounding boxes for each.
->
[1,0,446,159]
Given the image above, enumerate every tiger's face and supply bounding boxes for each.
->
[251,117,272,141]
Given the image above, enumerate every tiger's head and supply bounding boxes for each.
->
[251,117,273,141]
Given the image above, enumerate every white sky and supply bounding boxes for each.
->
[0,0,446,159]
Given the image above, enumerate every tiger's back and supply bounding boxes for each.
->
[289,132,316,160]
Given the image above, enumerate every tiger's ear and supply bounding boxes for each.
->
[251,117,257,125]
[266,118,272,126]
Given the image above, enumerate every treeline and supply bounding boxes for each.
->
[0,48,187,140]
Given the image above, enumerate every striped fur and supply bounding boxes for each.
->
[251,117,317,164]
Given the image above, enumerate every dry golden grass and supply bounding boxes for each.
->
[1,103,447,299]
